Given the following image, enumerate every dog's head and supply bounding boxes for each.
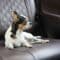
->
[11,11,32,32]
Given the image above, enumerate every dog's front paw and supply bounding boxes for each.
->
[41,40,49,43]
[26,45,32,48]
[24,44,32,48]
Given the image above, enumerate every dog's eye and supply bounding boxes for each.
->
[23,21,27,25]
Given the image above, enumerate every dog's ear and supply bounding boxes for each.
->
[11,11,19,23]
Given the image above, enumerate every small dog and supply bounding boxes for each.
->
[5,11,49,49]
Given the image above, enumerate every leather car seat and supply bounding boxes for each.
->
[0,0,60,60]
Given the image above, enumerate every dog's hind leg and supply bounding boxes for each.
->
[22,39,32,48]
[5,42,14,49]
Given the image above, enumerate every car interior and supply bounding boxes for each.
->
[0,0,60,60]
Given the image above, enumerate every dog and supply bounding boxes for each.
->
[5,11,49,49]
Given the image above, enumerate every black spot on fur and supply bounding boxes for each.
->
[10,16,26,38]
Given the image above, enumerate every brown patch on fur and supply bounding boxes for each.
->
[22,20,27,25]
[11,11,20,22]
[18,21,27,31]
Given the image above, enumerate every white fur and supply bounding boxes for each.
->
[5,25,49,49]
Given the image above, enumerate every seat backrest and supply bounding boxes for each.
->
[0,0,35,35]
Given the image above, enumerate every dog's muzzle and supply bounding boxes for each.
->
[24,21,32,30]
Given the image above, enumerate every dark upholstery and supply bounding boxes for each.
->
[41,0,60,38]
[0,0,60,60]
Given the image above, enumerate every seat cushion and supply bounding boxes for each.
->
[0,39,60,60]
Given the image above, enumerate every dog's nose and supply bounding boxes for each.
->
[29,22,32,25]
